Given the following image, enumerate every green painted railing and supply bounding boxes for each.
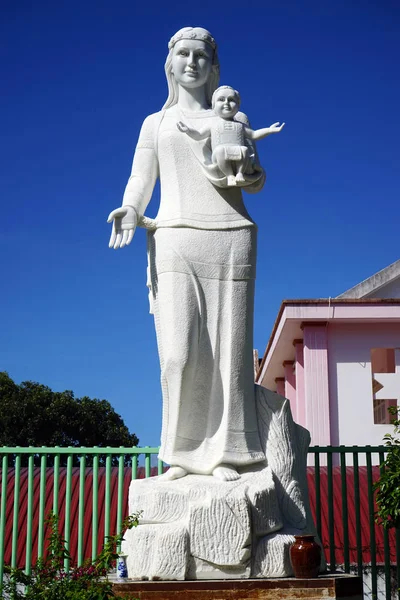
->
[0,445,398,600]
[310,445,398,600]
[0,445,160,587]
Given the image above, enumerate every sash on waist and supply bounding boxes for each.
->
[155,257,255,281]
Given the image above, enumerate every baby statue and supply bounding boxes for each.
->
[177,85,284,186]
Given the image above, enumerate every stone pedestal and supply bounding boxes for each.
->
[121,387,326,580]
[112,574,363,600]
[122,465,294,580]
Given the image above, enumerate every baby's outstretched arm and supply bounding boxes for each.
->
[245,122,285,141]
[177,121,211,141]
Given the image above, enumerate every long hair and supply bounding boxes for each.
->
[163,27,220,110]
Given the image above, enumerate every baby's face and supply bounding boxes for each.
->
[213,89,239,119]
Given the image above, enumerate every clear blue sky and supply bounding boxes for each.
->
[1,0,399,447]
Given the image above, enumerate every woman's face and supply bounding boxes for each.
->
[171,39,213,89]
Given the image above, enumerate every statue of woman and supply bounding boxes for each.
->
[107,27,267,482]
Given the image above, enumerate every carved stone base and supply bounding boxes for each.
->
[112,575,363,600]
[121,465,288,580]
[121,387,326,580]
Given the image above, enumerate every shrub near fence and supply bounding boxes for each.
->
[0,445,400,600]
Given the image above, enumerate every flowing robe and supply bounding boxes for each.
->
[123,105,265,473]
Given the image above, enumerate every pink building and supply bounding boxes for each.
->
[256,260,400,452]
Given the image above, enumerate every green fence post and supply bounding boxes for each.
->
[339,448,349,572]
[314,449,322,540]
[366,448,377,600]
[37,452,47,560]
[327,449,336,571]
[53,451,60,516]
[11,454,21,569]
[132,454,138,480]
[145,448,151,478]
[104,453,112,543]
[64,453,73,572]
[379,450,391,600]
[117,453,125,552]
[0,454,8,589]
[77,455,86,567]
[25,454,34,576]
[92,454,99,561]
[352,449,363,578]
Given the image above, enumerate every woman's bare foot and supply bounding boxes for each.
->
[159,466,188,481]
[212,463,240,481]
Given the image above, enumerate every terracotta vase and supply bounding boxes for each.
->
[290,534,321,578]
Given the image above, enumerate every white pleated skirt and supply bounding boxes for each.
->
[147,226,265,474]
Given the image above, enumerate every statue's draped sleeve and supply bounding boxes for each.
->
[122,114,159,217]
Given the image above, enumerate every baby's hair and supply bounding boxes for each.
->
[212,85,241,109]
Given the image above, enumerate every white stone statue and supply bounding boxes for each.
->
[177,85,284,186]
[107,26,281,482]
[108,25,325,580]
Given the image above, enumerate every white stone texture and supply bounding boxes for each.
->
[255,386,326,573]
[245,465,283,536]
[188,490,251,565]
[121,521,188,581]
[187,556,250,580]
[122,389,326,580]
[108,26,319,581]
[252,528,299,578]
[128,477,191,524]
[125,463,286,579]
[177,87,284,189]
[256,385,308,529]
[148,226,265,474]
[108,31,268,476]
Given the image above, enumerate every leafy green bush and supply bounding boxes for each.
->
[1,512,141,599]
[374,406,400,529]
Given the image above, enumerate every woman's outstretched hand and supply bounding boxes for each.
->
[268,122,285,133]
[107,205,138,249]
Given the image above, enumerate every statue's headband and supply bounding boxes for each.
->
[168,29,217,51]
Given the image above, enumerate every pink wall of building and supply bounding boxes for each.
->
[293,341,305,428]
[257,301,400,462]
[327,322,400,449]
[283,361,296,421]
[302,323,331,446]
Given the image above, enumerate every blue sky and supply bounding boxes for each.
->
[1,0,399,447]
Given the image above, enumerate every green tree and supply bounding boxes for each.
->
[0,372,138,451]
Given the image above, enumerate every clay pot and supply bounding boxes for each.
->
[290,534,321,578]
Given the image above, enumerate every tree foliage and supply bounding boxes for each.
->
[0,372,138,449]
[374,406,400,529]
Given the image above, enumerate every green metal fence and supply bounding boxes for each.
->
[0,445,398,599]
[0,446,160,586]
[310,445,399,600]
